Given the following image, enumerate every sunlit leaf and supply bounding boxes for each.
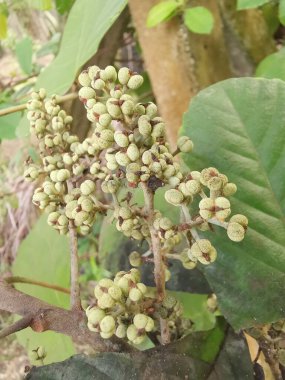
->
[184,7,214,34]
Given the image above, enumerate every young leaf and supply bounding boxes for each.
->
[36,0,127,95]
[15,37,33,75]
[146,0,180,28]
[184,7,214,35]
[181,78,285,329]
[237,0,270,10]
[256,48,285,81]
[12,215,75,364]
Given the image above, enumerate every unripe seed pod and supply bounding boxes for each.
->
[185,179,201,195]
[152,123,165,139]
[104,65,117,81]
[127,324,138,342]
[133,313,149,329]
[78,71,91,86]
[115,324,126,339]
[80,180,95,195]
[92,102,107,115]
[127,143,140,161]
[129,251,142,267]
[127,74,144,89]
[121,100,134,115]
[223,183,237,197]
[199,198,215,220]
[79,198,93,212]
[129,288,142,302]
[47,211,60,226]
[230,214,248,227]
[74,211,89,226]
[108,285,122,300]
[56,169,70,182]
[115,151,130,167]
[100,315,115,333]
[138,115,152,136]
[99,113,112,127]
[215,197,231,220]
[58,214,68,226]
[183,259,197,270]
[177,136,194,153]
[200,167,219,186]
[97,293,115,309]
[165,189,184,206]
[227,222,245,242]
[87,308,105,325]
[88,65,100,80]
[114,131,129,147]
[106,102,122,118]
[92,78,105,90]
[146,102,157,118]
[79,87,95,100]
[118,67,131,85]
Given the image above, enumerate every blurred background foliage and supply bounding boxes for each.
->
[0,0,285,379]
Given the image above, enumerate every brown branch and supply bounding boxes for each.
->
[141,182,170,345]
[68,221,82,311]
[0,279,134,352]
[5,276,70,295]
[0,92,77,117]
[0,315,33,339]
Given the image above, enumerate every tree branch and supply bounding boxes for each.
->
[0,279,134,352]
[68,221,82,311]
[5,276,70,295]
[141,182,170,345]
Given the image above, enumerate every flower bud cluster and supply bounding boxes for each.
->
[86,269,155,344]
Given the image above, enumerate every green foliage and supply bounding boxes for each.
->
[12,214,75,364]
[0,3,8,39]
[181,77,285,329]
[256,48,285,80]
[15,37,33,75]
[0,104,21,139]
[237,0,270,10]
[36,0,127,95]
[184,7,214,35]
[26,321,253,380]
[55,0,75,14]
[146,0,181,28]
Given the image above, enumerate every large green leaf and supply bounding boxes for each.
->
[256,48,285,81]
[36,0,127,95]
[26,320,254,379]
[15,37,33,75]
[0,104,21,139]
[12,214,75,364]
[181,78,285,329]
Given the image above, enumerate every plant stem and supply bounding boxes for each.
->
[5,276,70,294]
[0,92,77,117]
[181,203,200,241]
[141,182,170,344]
[68,221,82,311]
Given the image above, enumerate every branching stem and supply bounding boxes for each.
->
[68,221,82,311]
[141,182,170,345]
[4,276,70,294]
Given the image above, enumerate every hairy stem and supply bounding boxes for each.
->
[4,276,70,294]
[141,182,170,345]
[68,221,82,311]
[0,92,77,117]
